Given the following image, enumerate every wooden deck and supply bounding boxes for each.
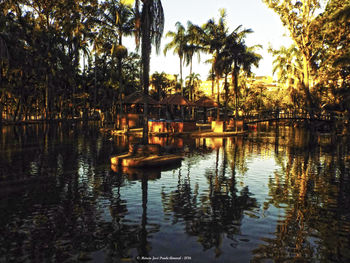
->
[111,153,183,168]
[102,126,246,138]
[100,127,143,136]
[190,130,247,137]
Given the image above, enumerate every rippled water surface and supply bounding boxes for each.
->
[1,123,350,262]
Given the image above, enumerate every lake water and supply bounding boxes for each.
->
[0,123,349,262]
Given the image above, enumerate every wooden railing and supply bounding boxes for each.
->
[240,110,343,124]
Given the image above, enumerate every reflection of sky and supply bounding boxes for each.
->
[77,155,96,196]
[239,156,284,250]
[97,137,286,252]
[93,131,347,261]
[244,157,278,200]
[3,124,348,262]
[78,158,88,182]
[29,162,39,176]
[100,146,285,253]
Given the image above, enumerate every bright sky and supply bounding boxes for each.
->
[126,0,293,80]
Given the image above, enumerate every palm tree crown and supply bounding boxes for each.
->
[134,0,164,94]
[163,22,186,93]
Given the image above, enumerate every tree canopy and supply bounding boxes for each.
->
[1,0,349,125]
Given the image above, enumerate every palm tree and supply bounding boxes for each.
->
[101,0,134,82]
[202,9,229,119]
[135,0,164,94]
[269,44,303,111]
[49,0,98,120]
[101,0,134,127]
[102,1,134,46]
[185,72,201,101]
[217,26,260,118]
[164,22,186,95]
[134,0,164,143]
[101,0,134,83]
[206,67,216,97]
[184,21,203,77]
[213,50,231,121]
[0,33,9,125]
[150,71,174,100]
[270,45,303,86]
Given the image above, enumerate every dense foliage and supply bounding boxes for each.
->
[1,0,349,124]
[265,0,350,121]
[0,0,140,122]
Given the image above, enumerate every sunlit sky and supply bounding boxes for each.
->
[126,0,293,80]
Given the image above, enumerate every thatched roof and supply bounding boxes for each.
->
[195,96,218,108]
[124,91,158,105]
[159,94,194,106]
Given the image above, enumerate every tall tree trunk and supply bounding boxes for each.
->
[118,57,123,129]
[224,73,228,122]
[0,93,4,125]
[216,75,220,121]
[141,2,151,144]
[232,65,239,119]
[142,15,151,95]
[211,65,215,97]
[45,74,50,120]
[189,57,193,76]
[118,35,124,128]
[180,57,183,96]
[302,55,314,117]
[13,98,20,122]
[94,55,97,111]
[0,104,2,125]
[190,82,193,102]
[72,78,76,120]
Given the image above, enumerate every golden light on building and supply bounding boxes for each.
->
[198,79,227,98]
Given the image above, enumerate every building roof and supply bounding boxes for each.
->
[159,94,194,106]
[195,96,218,108]
[124,91,158,105]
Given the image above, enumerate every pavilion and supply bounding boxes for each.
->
[148,94,197,133]
[195,96,218,123]
[117,91,159,129]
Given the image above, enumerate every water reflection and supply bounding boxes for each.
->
[251,129,350,262]
[99,171,159,262]
[161,143,258,257]
[0,124,349,262]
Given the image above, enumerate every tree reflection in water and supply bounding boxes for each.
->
[103,167,164,262]
[0,123,158,262]
[0,124,350,262]
[161,138,258,257]
[251,127,350,262]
